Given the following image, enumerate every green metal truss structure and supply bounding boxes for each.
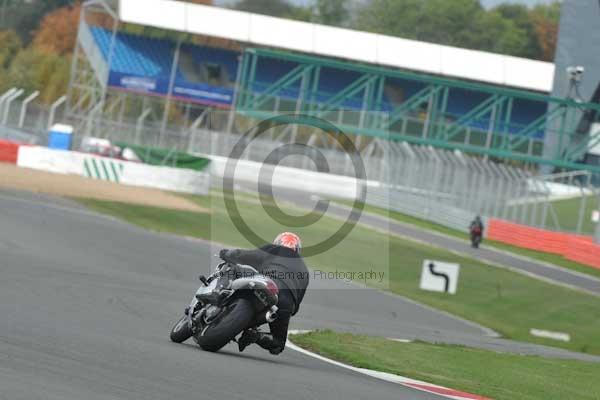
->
[234,47,600,173]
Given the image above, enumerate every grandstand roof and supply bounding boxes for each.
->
[118,0,555,93]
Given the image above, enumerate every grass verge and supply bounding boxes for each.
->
[78,193,600,355]
[546,195,599,236]
[292,330,600,400]
[341,200,600,280]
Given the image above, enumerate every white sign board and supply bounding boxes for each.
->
[419,260,460,294]
[592,210,599,223]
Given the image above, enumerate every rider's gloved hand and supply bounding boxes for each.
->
[219,249,230,261]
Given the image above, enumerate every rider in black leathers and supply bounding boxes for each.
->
[219,232,309,355]
[469,216,484,247]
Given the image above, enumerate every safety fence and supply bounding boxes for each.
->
[4,95,599,238]
[365,184,482,233]
[488,218,600,269]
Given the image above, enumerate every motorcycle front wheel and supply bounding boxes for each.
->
[197,298,254,352]
[170,315,193,343]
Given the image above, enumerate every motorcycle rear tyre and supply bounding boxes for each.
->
[197,298,254,352]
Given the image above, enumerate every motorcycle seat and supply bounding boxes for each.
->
[236,264,259,278]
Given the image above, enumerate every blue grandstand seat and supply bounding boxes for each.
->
[89,27,546,135]
[90,27,174,77]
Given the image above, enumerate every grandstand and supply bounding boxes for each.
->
[67,0,600,174]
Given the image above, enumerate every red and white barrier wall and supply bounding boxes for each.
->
[0,139,21,164]
[1,142,210,195]
[488,219,600,270]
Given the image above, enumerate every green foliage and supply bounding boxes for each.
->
[355,0,560,61]
[0,0,75,44]
[0,30,22,69]
[5,47,70,103]
[234,0,293,16]
[314,0,348,26]
[494,3,541,58]
[233,0,311,22]
[531,1,561,22]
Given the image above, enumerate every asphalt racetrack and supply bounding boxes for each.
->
[0,189,597,400]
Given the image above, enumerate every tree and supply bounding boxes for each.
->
[1,0,75,44]
[356,0,487,48]
[355,0,559,61]
[356,0,424,39]
[314,0,348,26]
[7,48,70,104]
[234,0,295,17]
[285,5,312,22]
[472,10,527,56]
[531,1,561,61]
[233,0,312,22]
[0,29,21,69]
[33,2,81,56]
[493,3,541,59]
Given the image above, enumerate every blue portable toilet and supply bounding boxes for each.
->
[48,124,73,150]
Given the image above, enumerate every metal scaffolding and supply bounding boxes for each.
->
[235,48,600,174]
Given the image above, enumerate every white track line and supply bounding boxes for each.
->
[286,330,490,400]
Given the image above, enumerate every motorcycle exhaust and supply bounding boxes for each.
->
[265,305,279,323]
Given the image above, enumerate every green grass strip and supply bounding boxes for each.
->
[292,330,600,400]
[338,200,600,280]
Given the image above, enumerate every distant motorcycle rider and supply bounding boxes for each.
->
[219,232,309,355]
[469,216,484,248]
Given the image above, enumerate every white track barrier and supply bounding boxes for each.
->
[207,155,365,200]
[17,146,211,195]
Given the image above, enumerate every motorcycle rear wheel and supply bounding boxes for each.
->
[197,298,254,352]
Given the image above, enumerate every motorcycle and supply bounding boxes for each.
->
[169,261,279,352]
[470,227,483,248]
